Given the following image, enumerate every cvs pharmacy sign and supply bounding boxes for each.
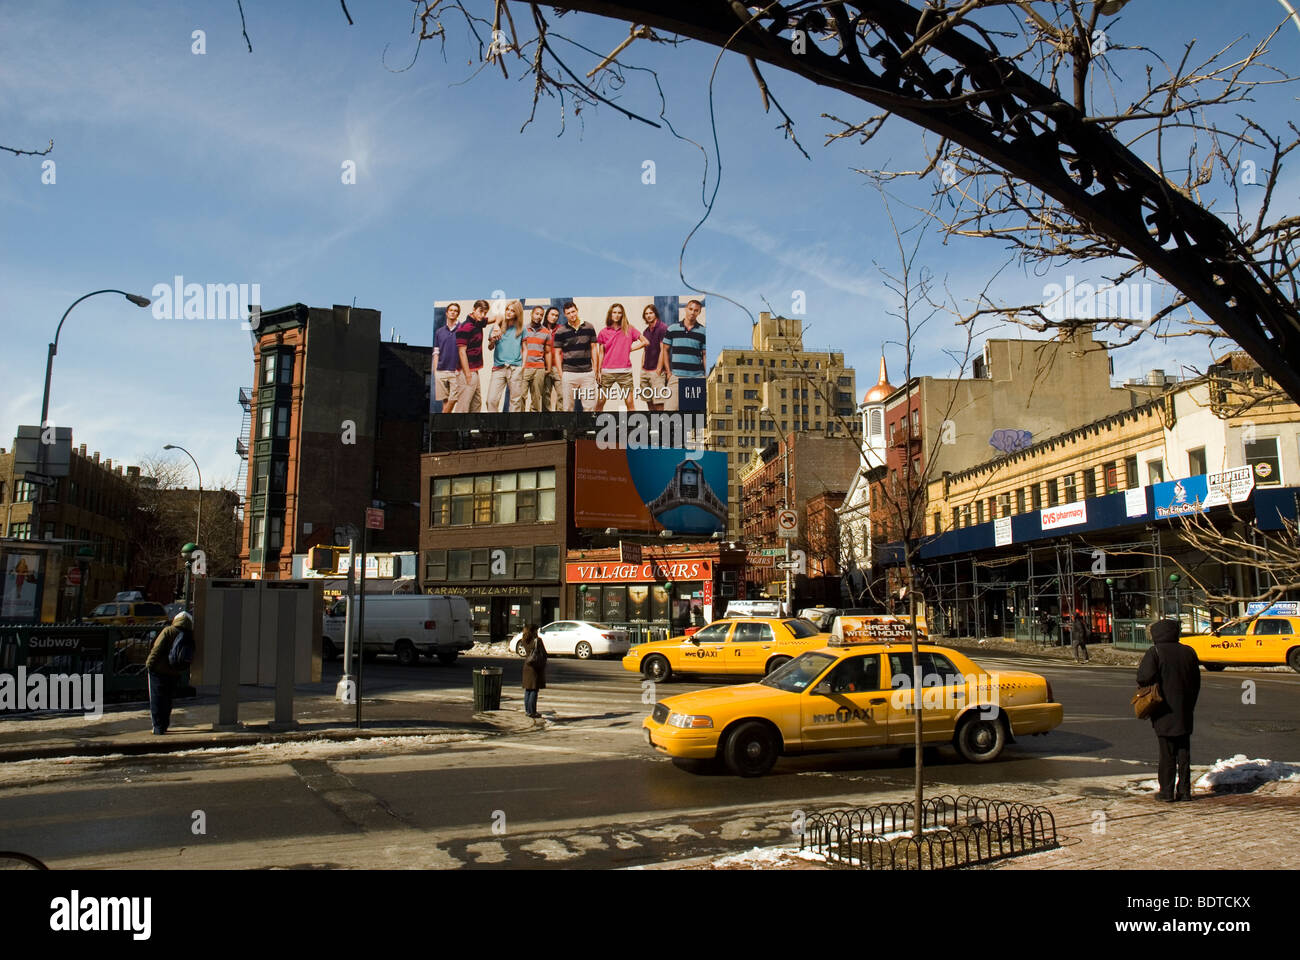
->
[1040,502,1088,531]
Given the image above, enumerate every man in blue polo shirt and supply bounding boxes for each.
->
[433,302,463,413]
[659,298,706,412]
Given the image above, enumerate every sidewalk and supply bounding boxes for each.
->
[0,681,536,762]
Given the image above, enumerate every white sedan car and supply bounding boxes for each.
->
[512,621,631,660]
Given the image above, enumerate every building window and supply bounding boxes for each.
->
[513,546,534,579]
[1243,437,1281,486]
[470,549,490,580]
[251,516,263,547]
[269,516,282,550]
[951,506,960,530]
[275,405,290,438]
[975,500,984,524]
[1083,468,1097,498]
[1124,456,1138,488]
[272,460,287,491]
[1016,488,1026,514]
[278,352,293,384]
[535,545,560,580]
[1104,462,1119,494]
[263,353,275,385]
[1147,459,1164,484]
[1047,478,1059,507]
[14,481,39,502]
[7,522,30,539]
[260,406,272,439]
[1188,447,1207,476]
[933,511,941,535]
[424,549,447,581]
[961,505,971,527]
[998,493,1010,517]
[1063,474,1076,503]
[1031,484,1042,510]
[448,550,470,580]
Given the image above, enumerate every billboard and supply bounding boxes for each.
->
[1152,468,1255,519]
[574,439,728,535]
[431,294,705,416]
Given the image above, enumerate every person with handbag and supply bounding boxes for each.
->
[520,624,548,719]
[1135,619,1201,802]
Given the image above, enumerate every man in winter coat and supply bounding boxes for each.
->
[1071,612,1091,663]
[1136,619,1201,801]
[145,611,191,735]
[520,624,548,719]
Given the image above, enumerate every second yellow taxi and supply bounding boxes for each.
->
[622,617,831,681]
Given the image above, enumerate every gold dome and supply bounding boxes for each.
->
[862,356,895,404]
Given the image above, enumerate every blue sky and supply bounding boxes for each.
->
[2,0,1297,489]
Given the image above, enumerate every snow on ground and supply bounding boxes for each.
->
[709,845,829,869]
[469,641,515,658]
[1129,755,1300,795]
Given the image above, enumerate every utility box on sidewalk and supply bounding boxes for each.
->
[194,579,322,686]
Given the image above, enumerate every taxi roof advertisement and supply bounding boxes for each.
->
[573,439,728,535]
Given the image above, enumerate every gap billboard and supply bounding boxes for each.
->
[574,439,727,535]
[430,294,705,416]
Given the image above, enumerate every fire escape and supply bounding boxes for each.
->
[234,386,252,522]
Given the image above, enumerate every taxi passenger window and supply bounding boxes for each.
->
[733,622,774,643]
[1255,619,1291,635]
[692,623,730,642]
[888,652,964,687]
[827,656,881,694]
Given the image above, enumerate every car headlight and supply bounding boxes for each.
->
[667,712,713,729]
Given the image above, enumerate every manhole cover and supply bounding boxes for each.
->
[1211,719,1297,734]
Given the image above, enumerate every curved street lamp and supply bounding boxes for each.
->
[163,443,203,545]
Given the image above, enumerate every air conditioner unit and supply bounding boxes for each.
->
[721,584,736,598]
[721,570,737,583]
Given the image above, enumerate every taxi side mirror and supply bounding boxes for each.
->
[688,637,699,645]
[814,682,832,696]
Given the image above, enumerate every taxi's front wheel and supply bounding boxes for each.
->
[954,715,1006,763]
[643,655,672,682]
[1203,663,1226,672]
[724,722,779,777]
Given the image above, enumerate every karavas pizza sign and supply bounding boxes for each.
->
[566,559,712,583]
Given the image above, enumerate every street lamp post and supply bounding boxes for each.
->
[181,542,198,611]
[34,289,151,540]
[1169,573,1181,623]
[162,444,203,545]
[1105,578,1117,645]
[762,407,792,615]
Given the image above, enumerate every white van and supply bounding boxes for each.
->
[322,595,473,666]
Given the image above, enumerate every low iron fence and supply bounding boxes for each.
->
[801,795,1058,869]
[0,623,176,704]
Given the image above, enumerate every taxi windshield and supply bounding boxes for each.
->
[761,652,836,692]
[782,619,821,639]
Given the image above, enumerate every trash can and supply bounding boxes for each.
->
[472,666,503,711]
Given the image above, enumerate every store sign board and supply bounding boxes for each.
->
[993,516,1012,547]
[1125,487,1147,518]
[1153,468,1254,519]
[566,559,712,583]
[1040,502,1088,531]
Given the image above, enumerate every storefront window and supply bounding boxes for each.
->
[628,585,650,620]
[1244,437,1281,486]
[604,586,627,622]
[582,588,601,621]
[651,585,670,621]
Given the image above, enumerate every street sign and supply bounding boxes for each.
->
[619,540,642,564]
[365,508,385,530]
[776,509,798,538]
[66,567,82,587]
[22,472,56,487]
[759,548,785,556]
[775,559,801,570]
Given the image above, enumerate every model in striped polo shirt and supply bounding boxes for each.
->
[659,299,706,412]
[552,301,601,412]
[520,305,554,412]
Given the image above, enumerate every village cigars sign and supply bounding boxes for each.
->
[566,559,712,583]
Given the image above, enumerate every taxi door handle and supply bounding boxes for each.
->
[870,698,886,705]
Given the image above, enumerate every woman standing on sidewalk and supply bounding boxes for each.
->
[520,624,548,719]
[1136,619,1201,801]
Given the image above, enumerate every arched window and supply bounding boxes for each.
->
[868,408,884,436]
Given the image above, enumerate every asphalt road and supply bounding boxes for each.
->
[1,650,1295,868]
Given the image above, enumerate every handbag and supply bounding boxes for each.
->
[1132,646,1163,719]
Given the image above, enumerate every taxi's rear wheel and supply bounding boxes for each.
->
[954,714,1006,763]
[1287,647,1300,673]
[724,722,779,777]
[1203,663,1227,672]
[643,655,672,682]
[765,656,791,676]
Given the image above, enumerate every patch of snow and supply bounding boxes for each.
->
[1196,755,1300,791]
[711,845,809,869]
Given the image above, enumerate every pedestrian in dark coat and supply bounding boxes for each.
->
[1071,612,1091,663]
[1136,619,1201,801]
[145,611,191,735]
[520,624,547,719]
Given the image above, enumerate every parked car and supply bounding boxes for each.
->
[622,616,830,681]
[85,601,169,625]
[512,621,630,659]
[643,641,1063,776]
[321,594,473,665]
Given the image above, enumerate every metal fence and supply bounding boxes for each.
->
[0,622,174,703]
[801,795,1058,869]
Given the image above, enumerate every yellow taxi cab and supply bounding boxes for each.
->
[1181,611,1300,673]
[85,601,170,625]
[642,640,1064,776]
[622,617,831,682]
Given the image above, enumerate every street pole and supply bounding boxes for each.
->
[783,434,792,616]
[35,289,151,544]
[337,536,356,703]
[356,524,367,729]
[164,444,203,545]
